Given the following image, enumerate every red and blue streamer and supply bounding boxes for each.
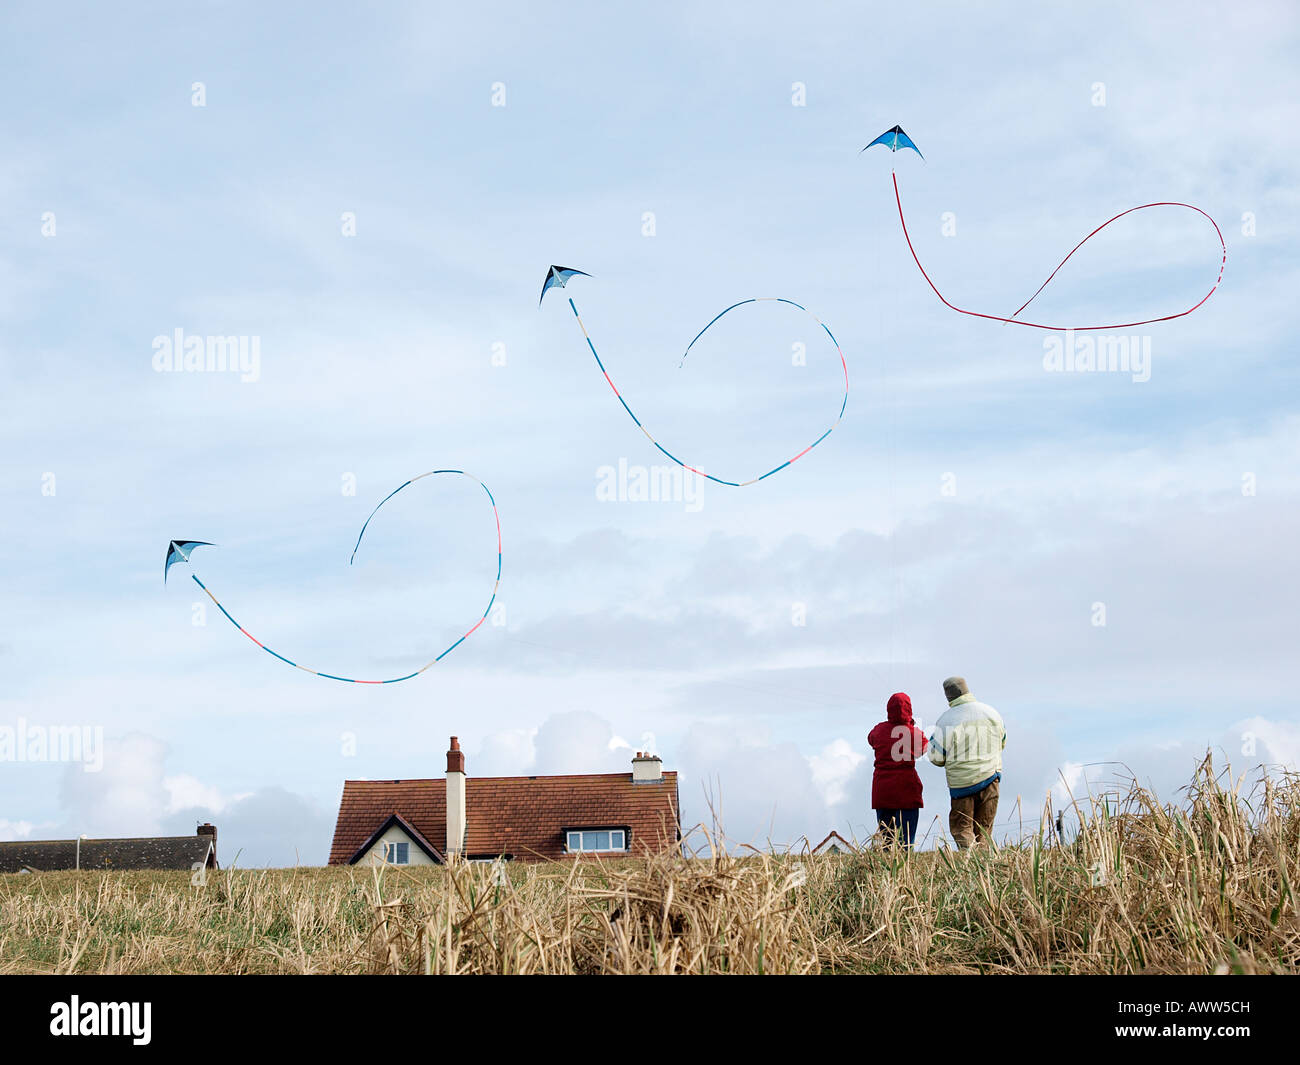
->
[189,470,500,684]
[567,295,849,486]
[889,169,1226,331]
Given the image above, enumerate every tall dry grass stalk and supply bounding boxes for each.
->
[0,755,1295,974]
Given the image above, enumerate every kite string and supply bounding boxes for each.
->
[568,295,849,487]
[890,169,1226,332]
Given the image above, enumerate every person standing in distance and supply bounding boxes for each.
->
[867,692,928,849]
[927,676,1005,849]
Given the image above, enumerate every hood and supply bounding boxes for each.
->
[886,692,913,725]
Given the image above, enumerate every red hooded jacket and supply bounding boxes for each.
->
[867,693,928,809]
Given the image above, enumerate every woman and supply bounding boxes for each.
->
[867,692,928,849]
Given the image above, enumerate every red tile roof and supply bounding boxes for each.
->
[328,772,680,864]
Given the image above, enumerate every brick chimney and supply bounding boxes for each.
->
[446,737,466,858]
[632,750,663,783]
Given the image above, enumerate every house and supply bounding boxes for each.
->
[811,830,858,856]
[328,737,680,865]
[0,823,218,873]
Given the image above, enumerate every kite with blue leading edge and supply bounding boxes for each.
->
[862,124,924,160]
[164,540,212,583]
[539,265,591,306]
[865,123,1225,331]
[165,470,501,685]
[541,268,848,487]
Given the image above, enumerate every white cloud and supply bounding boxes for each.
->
[473,727,538,777]
[1051,762,1088,807]
[675,722,831,849]
[809,738,866,808]
[1234,716,1300,770]
[163,774,250,815]
[58,734,169,838]
[531,712,633,776]
[0,819,36,842]
[163,788,333,868]
[48,732,327,866]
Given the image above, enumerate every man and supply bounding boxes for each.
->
[927,676,1005,849]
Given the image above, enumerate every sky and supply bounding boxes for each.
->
[2,1,1297,864]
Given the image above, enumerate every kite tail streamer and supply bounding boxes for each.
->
[567,296,849,486]
[187,470,501,684]
[890,169,1226,331]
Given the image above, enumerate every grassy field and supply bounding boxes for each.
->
[2,756,1296,974]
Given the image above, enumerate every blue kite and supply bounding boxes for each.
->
[164,540,212,583]
[862,124,924,160]
[539,265,591,306]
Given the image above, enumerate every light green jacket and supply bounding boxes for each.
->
[927,693,1006,791]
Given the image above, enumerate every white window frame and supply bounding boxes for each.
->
[384,840,410,865]
[565,828,627,853]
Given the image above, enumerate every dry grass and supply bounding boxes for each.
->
[1,755,1296,974]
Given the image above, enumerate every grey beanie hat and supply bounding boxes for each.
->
[942,675,970,701]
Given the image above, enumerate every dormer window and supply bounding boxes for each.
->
[565,828,627,853]
[383,841,410,865]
